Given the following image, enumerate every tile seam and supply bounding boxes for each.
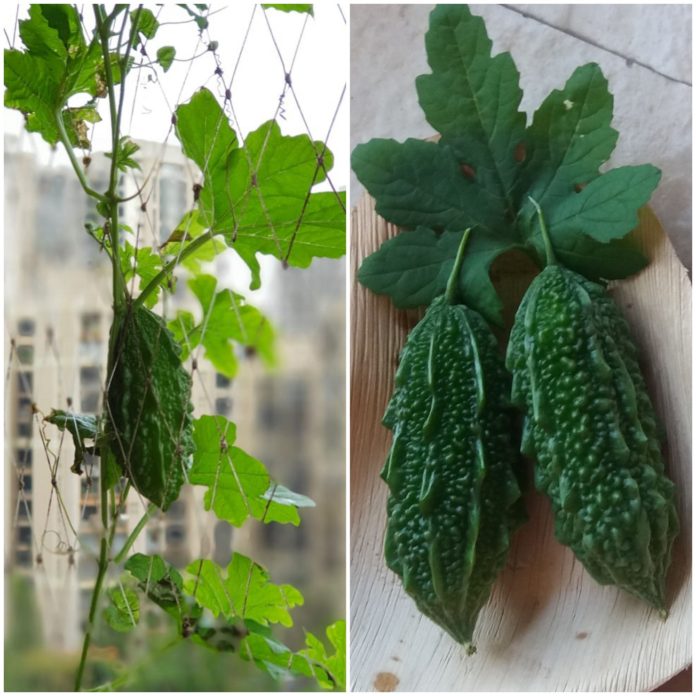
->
[500,4,692,88]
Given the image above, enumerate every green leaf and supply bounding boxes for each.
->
[415,4,525,205]
[156,46,176,72]
[298,620,346,691]
[182,274,276,377]
[192,621,248,653]
[352,7,662,311]
[240,619,345,690]
[518,63,617,208]
[4,5,107,146]
[520,165,660,277]
[263,484,315,510]
[44,409,101,475]
[262,4,314,15]
[174,90,345,279]
[190,415,310,526]
[545,165,661,243]
[175,88,238,174]
[103,585,140,633]
[44,409,98,441]
[18,5,68,66]
[161,210,227,274]
[352,138,504,235]
[120,242,163,308]
[184,554,303,627]
[358,227,520,325]
[131,8,159,40]
[177,4,209,31]
[240,631,323,684]
[39,4,85,52]
[105,136,141,172]
[62,103,101,148]
[125,553,188,629]
[544,230,649,283]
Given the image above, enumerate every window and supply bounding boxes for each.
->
[215,397,233,416]
[80,313,101,344]
[165,524,186,546]
[17,500,32,519]
[257,380,277,429]
[17,345,34,365]
[167,500,185,520]
[17,318,35,336]
[19,474,32,493]
[16,525,32,546]
[216,374,231,388]
[213,522,233,566]
[82,504,98,520]
[80,366,102,413]
[17,397,33,437]
[111,533,127,557]
[159,164,188,243]
[146,527,162,554]
[15,549,32,566]
[17,371,32,396]
[16,448,32,468]
[288,379,307,431]
[79,587,92,621]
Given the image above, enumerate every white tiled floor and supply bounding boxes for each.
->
[351,4,692,269]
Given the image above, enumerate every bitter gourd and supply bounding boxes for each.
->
[107,304,194,510]
[506,264,678,610]
[382,294,525,648]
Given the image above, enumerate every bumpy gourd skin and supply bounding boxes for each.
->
[506,265,678,610]
[108,305,194,510]
[382,296,525,647]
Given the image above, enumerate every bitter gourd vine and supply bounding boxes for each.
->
[506,263,678,611]
[107,304,194,511]
[381,231,525,649]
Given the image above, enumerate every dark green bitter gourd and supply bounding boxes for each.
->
[382,294,525,649]
[506,264,678,611]
[108,304,194,511]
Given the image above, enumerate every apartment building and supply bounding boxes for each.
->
[4,135,345,648]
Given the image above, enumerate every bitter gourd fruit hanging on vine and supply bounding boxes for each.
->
[108,304,194,510]
[382,290,525,648]
[506,264,678,611]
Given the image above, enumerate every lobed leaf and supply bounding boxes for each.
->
[184,554,304,627]
[416,4,525,205]
[174,89,345,284]
[189,415,314,526]
[103,586,140,633]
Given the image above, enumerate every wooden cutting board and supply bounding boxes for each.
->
[350,196,692,692]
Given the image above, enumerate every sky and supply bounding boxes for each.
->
[3,3,348,303]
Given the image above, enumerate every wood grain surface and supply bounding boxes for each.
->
[349,196,692,692]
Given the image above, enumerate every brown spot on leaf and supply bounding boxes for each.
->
[514,142,526,162]
[374,672,399,692]
[460,163,476,180]
[574,182,587,193]
[576,631,589,640]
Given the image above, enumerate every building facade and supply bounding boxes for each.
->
[4,135,345,648]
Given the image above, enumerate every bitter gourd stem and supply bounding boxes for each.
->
[113,502,158,565]
[528,196,556,266]
[76,9,134,690]
[445,227,472,304]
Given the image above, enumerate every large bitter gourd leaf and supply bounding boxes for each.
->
[506,265,678,610]
[108,304,194,510]
[382,296,525,647]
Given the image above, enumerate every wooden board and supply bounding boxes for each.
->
[350,195,692,692]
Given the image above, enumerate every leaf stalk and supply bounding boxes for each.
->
[445,227,471,304]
